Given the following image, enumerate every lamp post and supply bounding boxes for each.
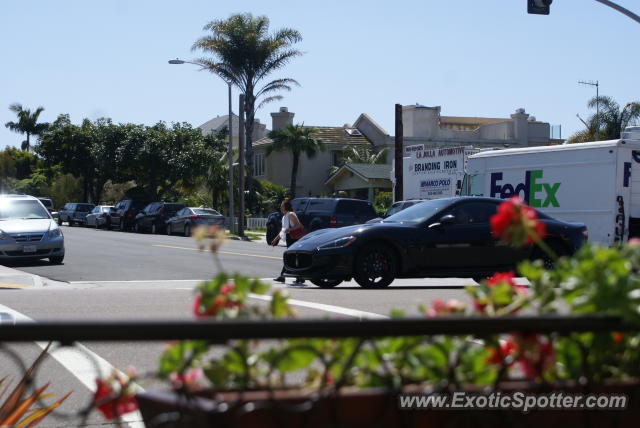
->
[168,58,234,232]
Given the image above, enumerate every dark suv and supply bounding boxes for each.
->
[58,202,95,226]
[110,199,149,231]
[134,202,185,234]
[265,198,377,243]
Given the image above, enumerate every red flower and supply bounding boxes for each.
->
[94,378,138,420]
[613,332,624,344]
[486,271,516,288]
[220,283,235,294]
[490,197,546,246]
[487,339,517,365]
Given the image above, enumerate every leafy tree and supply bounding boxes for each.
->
[569,96,640,143]
[192,13,303,207]
[266,124,326,198]
[329,145,387,176]
[0,151,16,192]
[4,103,49,152]
[49,173,83,208]
[4,147,45,179]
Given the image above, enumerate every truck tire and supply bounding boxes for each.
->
[266,222,279,244]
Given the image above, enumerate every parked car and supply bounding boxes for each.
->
[0,194,65,264]
[38,197,59,222]
[166,207,226,237]
[58,202,95,226]
[366,199,424,224]
[134,202,185,234]
[265,198,378,244]
[282,197,588,289]
[110,199,149,231]
[85,205,114,229]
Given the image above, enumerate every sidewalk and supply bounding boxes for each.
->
[0,264,42,289]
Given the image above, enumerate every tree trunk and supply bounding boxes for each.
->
[290,152,299,199]
[244,91,256,211]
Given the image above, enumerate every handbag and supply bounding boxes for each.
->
[289,225,307,240]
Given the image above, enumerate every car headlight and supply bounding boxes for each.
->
[0,230,14,242]
[48,227,63,238]
[317,236,357,250]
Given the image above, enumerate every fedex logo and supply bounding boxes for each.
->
[490,170,560,207]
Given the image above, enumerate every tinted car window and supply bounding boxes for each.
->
[384,198,452,223]
[193,208,220,215]
[164,204,184,215]
[131,201,148,210]
[307,199,335,212]
[448,202,497,224]
[76,204,93,212]
[39,199,53,209]
[384,202,403,217]
[292,198,308,211]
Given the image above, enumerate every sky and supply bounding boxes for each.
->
[1,0,639,149]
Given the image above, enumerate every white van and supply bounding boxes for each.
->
[462,127,640,246]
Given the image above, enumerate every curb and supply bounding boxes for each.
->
[0,264,43,289]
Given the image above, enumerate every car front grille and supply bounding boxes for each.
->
[284,252,313,270]
[4,249,51,256]
[10,234,44,242]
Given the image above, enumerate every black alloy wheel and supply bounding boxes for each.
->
[353,244,396,289]
[135,222,141,233]
[184,224,191,237]
[151,223,157,234]
[167,224,173,235]
[530,240,565,270]
[310,278,343,288]
[49,255,64,264]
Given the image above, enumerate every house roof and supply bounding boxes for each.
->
[198,114,240,136]
[325,163,392,186]
[254,126,373,147]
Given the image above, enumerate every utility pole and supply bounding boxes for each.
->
[394,104,403,202]
[238,94,245,239]
[579,80,599,140]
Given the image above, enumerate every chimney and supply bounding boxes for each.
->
[271,107,295,131]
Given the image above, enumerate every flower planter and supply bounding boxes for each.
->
[136,380,640,428]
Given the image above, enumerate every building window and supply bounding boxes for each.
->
[254,152,265,177]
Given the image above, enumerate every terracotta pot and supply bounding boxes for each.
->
[136,381,640,428]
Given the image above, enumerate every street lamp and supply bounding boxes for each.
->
[168,58,235,232]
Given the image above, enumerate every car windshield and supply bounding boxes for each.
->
[0,199,51,220]
[193,208,221,216]
[383,198,452,224]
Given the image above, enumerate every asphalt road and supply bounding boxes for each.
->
[0,224,491,427]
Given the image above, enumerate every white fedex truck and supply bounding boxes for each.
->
[403,146,479,200]
[461,127,640,245]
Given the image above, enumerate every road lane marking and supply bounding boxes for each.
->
[0,303,144,428]
[69,279,208,284]
[0,282,27,289]
[152,244,282,260]
[247,293,389,320]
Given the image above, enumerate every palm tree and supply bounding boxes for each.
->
[266,124,326,198]
[4,103,49,152]
[328,145,387,176]
[570,96,640,143]
[191,13,303,207]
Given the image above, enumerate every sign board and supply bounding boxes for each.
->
[403,146,477,200]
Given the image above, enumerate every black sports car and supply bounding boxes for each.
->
[283,197,588,288]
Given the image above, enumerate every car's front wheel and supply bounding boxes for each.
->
[49,255,64,264]
[310,278,343,288]
[151,223,157,234]
[184,224,191,237]
[353,244,396,289]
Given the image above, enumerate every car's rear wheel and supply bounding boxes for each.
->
[134,222,141,233]
[184,224,191,237]
[310,278,343,288]
[49,255,64,264]
[354,244,396,289]
[530,240,566,270]
[167,224,173,235]
[151,223,157,234]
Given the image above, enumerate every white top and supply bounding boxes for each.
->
[279,212,292,240]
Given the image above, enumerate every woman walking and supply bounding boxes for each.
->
[271,199,306,285]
